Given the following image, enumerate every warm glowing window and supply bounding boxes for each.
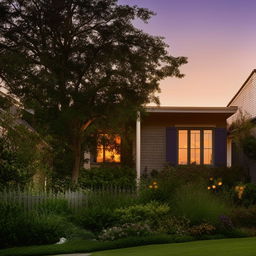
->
[190,130,201,165]
[96,134,121,163]
[178,130,188,165]
[203,130,213,165]
[177,129,213,165]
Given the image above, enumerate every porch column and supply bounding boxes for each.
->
[136,111,141,185]
[227,137,232,167]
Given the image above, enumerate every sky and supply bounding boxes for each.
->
[120,0,256,107]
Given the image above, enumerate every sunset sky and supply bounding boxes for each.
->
[120,0,256,107]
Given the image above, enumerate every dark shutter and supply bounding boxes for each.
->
[166,127,178,166]
[214,128,227,167]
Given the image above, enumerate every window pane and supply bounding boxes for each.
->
[204,149,212,165]
[96,145,104,163]
[96,134,121,163]
[178,130,188,165]
[178,149,188,165]
[204,130,212,165]
[190,130,200,164]
[204,130,212,148]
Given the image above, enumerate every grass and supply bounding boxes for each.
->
[93,237,256,256]
[0,237,255,256]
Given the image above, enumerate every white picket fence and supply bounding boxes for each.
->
[0,187,136,211]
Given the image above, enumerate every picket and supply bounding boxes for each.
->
[0,186,136,211]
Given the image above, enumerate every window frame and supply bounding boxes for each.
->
[95,134,121,164]
[177,128,215,166]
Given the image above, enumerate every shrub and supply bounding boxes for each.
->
[156,216,190,235]
[231,206,256,227]
[241,183,256,206]
[79,165,136,188]
[173,183,229,225]
[73,191,137,232]
[36,198,71,216]
[188,223,216,237]
[115,201,170,226]
[0,203,92,248]
[98,223,153,241]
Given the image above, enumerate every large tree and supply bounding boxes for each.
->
[0,0,187,183]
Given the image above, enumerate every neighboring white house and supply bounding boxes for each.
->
[227,69,256,180]
[227,69,256,124]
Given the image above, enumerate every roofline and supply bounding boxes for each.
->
[146,106,238,114]
[227,69,256,107]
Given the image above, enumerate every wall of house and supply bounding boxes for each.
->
[140,112,229,174]
[228,72,256,125]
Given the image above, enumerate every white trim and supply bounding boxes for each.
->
[136,111,141,186]
[227,138,232,167]
[146,106,237,114]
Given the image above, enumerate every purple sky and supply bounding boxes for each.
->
[119,0,256,106]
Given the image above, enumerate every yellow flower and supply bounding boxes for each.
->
[212,185,216,189]
[154,185,158,189]
[153,181,157,185]
[149,185,153,189]
[218,181,223,186]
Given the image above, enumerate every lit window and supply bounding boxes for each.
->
[203,130,213,165]
[178,130,188,165]
[96,134,121,163]
[177,129,213,165]
[190,130,201,165]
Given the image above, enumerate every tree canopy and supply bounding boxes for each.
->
[0,0,187,182]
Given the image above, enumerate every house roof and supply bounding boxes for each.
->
[146,106,238,114]
[227,69,256,107]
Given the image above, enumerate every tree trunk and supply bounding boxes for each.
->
[71,128,82,184]
[71,119,94,184]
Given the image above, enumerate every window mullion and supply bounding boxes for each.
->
[188,129,191,165]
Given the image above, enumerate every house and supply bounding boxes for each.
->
[85,106,237,181]
[227,69,256,180]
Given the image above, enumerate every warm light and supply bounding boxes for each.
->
[149,185,153,189]
[209,177,214,181]
[218,181,222,186]
[207,186,211,190]
[153,181,157,185]
[212,185,216,189]
[154,185,158,189]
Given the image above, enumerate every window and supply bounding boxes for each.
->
[178,129,213,165]
[96,134,121,163]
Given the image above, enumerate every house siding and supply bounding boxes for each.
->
[228,72,256,124]
[140,112,229,173]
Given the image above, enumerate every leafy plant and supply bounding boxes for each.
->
[188,223,216,237]
[98,223,153,241]
[173,183,229,225]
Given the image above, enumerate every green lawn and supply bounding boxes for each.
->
[93,237,256,256]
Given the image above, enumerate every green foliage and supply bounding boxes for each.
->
[36,199,71,216]
[79,166,136,188]
[73,191,137,232]
[240,183,256,206]
[173,184,229,225]
[0,202,93,248]
[98,223,153,241]
[242,136,256,160]
[115,202,170,225]
[188,223,216,237]
[156,216,191,235]
[231,206,256,227]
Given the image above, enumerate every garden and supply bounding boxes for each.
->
[1,165,256,256]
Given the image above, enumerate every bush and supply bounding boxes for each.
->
[115,201,170,226]
[188,223,216,237]
[241,183,256,206]
[156,216,190,235]
[79,165,136,188]
[0,203,92,248]
[98,223,153,241]
[231,206,256,227]
[36,199,71,216]
[173,183,229,225]
[73,191,137,232]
